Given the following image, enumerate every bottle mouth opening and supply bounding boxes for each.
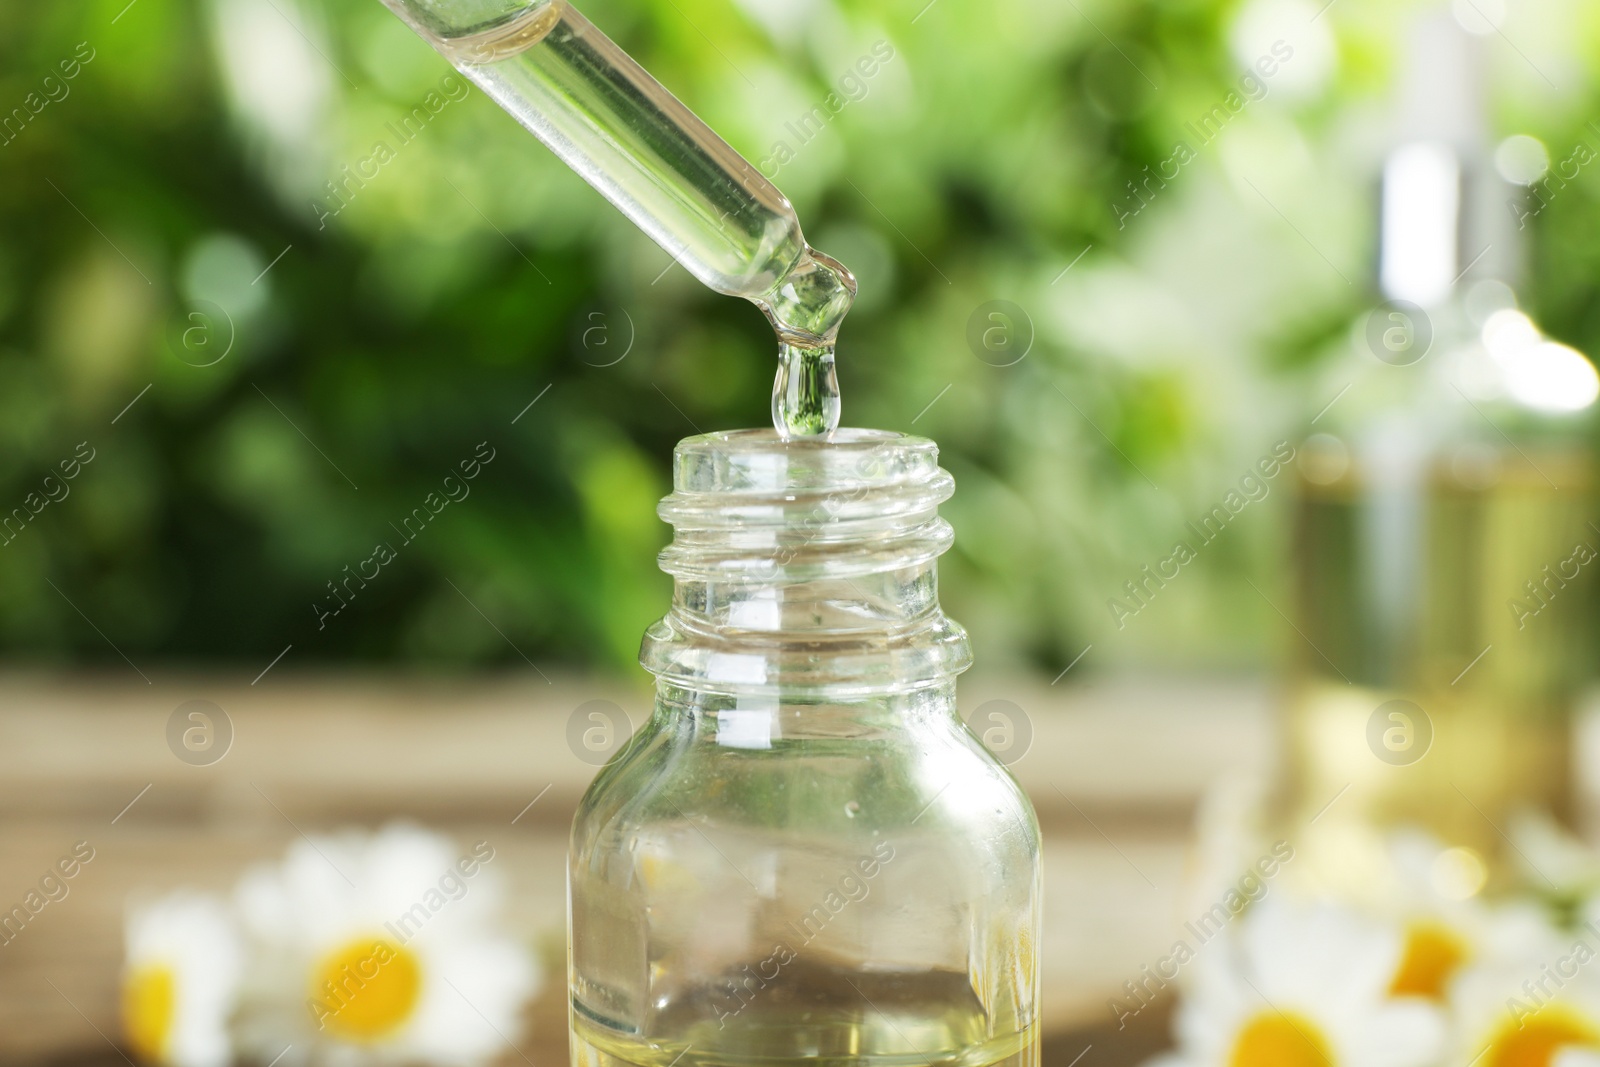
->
[672,428,937,492]
[661,428,952,540]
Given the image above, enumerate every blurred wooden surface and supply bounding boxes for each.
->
[0,671,1278,1067]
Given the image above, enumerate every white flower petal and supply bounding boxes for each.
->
[406,937,542,1065]
[125,891,244,1067]
[1337,1001,1447,1067]
[1138,1056,1194,1067]
[1243,899,1399,1013]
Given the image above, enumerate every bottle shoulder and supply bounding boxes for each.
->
[571,705,1041,868]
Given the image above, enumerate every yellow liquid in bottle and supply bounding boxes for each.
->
[572,958,1037,1067]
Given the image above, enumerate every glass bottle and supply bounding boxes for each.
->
[1281,8,1598,891]
[568,429,1041,1067]
[1285,350,1595,887]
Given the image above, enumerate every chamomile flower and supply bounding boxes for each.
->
[121,891,243,1067]
[1150,898,1445,1067]
[1445,903,1600,1067]
[1370,831,1496,1002]
[233,823,539,1067]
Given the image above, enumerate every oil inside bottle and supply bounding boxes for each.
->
[571,956,1038,1067]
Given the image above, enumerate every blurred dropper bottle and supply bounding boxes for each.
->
[1285,4,1598,897]
[377,0,855,437]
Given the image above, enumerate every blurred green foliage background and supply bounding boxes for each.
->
[1,0,1597,676]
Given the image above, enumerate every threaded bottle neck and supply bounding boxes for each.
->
[640,429,972,696]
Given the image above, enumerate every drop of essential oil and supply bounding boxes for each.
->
[773,342,841,438]
[759,247,856,440]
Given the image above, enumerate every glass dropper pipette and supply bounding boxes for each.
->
[377,0,855,437]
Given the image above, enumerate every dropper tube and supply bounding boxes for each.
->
[378,0,855,435]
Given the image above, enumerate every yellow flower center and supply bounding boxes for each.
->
[310,937,422,1041]
[122,963,176,1063]
[1389,921,1469,1000]
[1229,1011,1335,1067]
[1484,1007,1600,1067]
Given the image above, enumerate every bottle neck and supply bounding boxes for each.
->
[640,430,972,698]
[651,680,963,748]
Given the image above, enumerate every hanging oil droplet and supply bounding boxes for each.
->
[773,342,841,438]
[757,247,856,440]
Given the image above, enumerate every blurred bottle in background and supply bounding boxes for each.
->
[1284,4,1598,892]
